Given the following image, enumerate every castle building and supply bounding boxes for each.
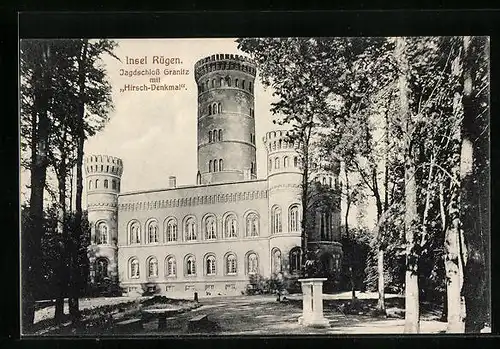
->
[85,53,343,297]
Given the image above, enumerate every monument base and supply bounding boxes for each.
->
[298,315,330,328]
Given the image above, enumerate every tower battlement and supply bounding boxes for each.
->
[194,53,256,82]
[85,154,123,177]
[263,130,299,154]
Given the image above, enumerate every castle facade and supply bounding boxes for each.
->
[85,53,342,297]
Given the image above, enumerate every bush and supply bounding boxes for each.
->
[245,273,301,295]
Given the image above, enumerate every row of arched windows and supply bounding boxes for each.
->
[208,129,223,143]
[271,247,302,274]
[316,176,335,188]
[88,178,120,190]
[128,212,260,245]
[128,251,259,279]
[208,102,222,115]
[268,138,296,152]
[318,211,333,241]
[269,156,300,171]
[199,77,253,93]
[271,204,301,234]
[208,159,224,172]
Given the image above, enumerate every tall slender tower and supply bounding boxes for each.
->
[194,54,257,184]
[85,154,123,287]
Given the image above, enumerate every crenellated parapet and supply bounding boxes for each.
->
[85,154,124,177]
[194,53,256,82]
[262,130,300,155]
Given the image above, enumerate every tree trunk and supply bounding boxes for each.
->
[69,39,89,322]
[22,42,52,332]
[377,249,385,312]
[54,158,67,321]
[300,126,312,277]
[344,167,356,300]
[404,159,420,334]
[444,44,466,333]
[396,36,420,334]
[461,36,490,333]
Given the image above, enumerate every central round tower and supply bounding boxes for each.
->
[195,54,257,184]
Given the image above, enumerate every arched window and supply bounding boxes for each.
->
[206,255,216,275]
[272,141,276,151]
[88,180,92,190]
[329,177,333,187]
[218,103,222,114]
[219,159,223,171]
[278,139,282,149]
[209,160,212,172]
[129,221,141,244]
[95,179,99,188]
[289,205,300,232]
[271,206,282,234]
[227,77,232,87]
[130,258,140,279]
[185,217,197,241]
[319,212,330,240]
[165,218,178,242]
[289,247,302,274]
[245,212,259,237]
[186,255,196,275]
[219,78,224,87]
[213,159,218,172]
[226,253,237,274]
[218,129,222,141]
[294,156,299,167]
[249,81,253,92]
[224,214,238,238]
[104,179,108,189]
[165,256,176,277]
[147,257,158,277]
[208,104,212,115]
[275,157,280,170]
[147,220,159,243]
[284,156,289,168]
[271,248,282,274]
[247,253,258,275]
[269,159,272,171]
[211,79,215,88]
[97,222,108,244]
[242,80,246,89]
[204,216,217,240]
[209,130,212,143]
[322,177,327,185]
[235,79,239,88]
[112,179,117,189]
[95,258,108,282]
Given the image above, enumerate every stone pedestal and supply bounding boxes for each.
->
[298,278,329,327]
